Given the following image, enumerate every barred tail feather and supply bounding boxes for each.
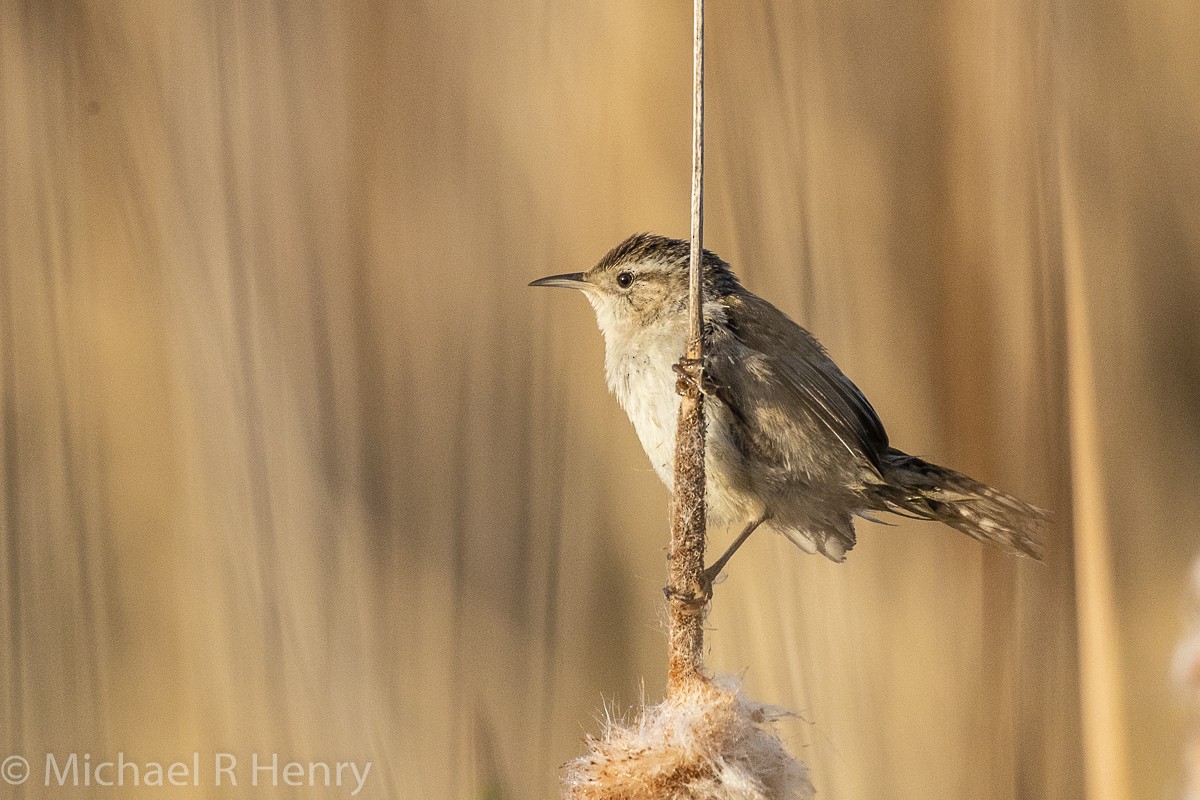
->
[871,449,1046,560]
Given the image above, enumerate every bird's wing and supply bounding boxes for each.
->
[705,292,889,477]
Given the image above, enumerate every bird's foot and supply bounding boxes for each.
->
[662,577,712,610]
[673,357,715,398]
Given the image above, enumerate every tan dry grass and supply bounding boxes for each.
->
[2,0,1198,797]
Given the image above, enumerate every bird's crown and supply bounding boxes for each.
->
[591,233,742,298]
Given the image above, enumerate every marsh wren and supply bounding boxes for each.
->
[532,233,1043,577]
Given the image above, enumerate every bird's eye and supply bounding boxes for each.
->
[616,271,634,289]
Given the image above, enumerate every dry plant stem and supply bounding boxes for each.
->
[666,0,708,694]
[668,390,707,687]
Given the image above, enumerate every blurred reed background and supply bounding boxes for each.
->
[1,1,1197,798]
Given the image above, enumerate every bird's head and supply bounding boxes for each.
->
[529,233,741,338]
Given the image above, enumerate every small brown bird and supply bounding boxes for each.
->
[532,233,1043,576]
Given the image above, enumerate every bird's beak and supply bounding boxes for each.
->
[529,272,587,290]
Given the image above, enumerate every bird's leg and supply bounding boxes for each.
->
[702,513,771,591]
[673,357,717,397]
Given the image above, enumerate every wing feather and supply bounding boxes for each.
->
[706,293,888,477]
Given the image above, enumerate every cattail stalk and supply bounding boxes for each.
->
[666,0,708,692]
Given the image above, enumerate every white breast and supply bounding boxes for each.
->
[592,298,759,527]
[604,318,685,488]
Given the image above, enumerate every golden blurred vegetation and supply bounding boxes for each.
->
[2,1,1198,798]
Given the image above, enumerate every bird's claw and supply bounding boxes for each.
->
[663,576,712,609]
[673,358,715,397]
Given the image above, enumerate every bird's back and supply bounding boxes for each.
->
[706,291,889,488]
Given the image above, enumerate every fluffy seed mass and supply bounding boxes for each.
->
[562,677,814,800]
